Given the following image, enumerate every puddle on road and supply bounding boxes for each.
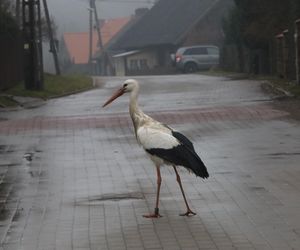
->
[23,152,34,162]
[0,145,16,154]
[265,152,300,159]
[0,145,7,153]
[247,186,269,195]
[266,152,300,156]
[75,192,144,206]
[0,163,19,168]
[28,170,46,178]
[214,171,233,175]
[0,208,10,221]
[22,152,47,178]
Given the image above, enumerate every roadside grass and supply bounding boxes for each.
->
[284,83,300,97]
[198,68,236,76]
[0,96,19,108]
[7,74,94,99]
[200,69,300,98]
[257,76,300,98]
[0,74,94,107]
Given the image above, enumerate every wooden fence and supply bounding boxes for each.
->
[296,19,300,84]
[0,34,24,90]
[222,18,300,83]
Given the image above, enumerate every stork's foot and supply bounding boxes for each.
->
[179,209,196,216]
[143,213,162,218]
[143,208,162,218]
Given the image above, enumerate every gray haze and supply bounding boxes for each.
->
[48,0,155,35]
[44,0,154,72]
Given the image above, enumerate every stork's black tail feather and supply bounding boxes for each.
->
[184,148,209,178]
[171,130,209,179]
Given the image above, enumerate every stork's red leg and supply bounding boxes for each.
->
[173,166,196,216]
[143,165,162,218]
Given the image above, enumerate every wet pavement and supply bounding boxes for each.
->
[0,74,300,250]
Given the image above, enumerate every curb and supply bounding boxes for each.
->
[0,77,102,111]
[260,81,294,99]
[47,85,95,99]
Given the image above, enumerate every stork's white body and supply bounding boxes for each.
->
[138,123,179,165]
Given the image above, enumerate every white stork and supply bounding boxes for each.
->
[103,79,209,218]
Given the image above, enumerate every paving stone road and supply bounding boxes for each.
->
[0,74,300,250]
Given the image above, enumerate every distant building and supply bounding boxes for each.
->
[107,0,233,76]
[60,17,131,75]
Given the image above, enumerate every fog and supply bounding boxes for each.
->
[48,0,155,35]
[44,0,154,72]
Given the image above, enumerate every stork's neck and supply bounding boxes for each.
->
[129,85,145,135]
[129,85,141,117]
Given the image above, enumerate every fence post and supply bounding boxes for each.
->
[295,19,300,85]
[282,29,289,79]
[275,33,284,78]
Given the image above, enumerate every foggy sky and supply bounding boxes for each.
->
[48,0,154,35]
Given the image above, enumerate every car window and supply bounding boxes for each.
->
[207,47,219,55]
[183,47,208,55]
[183,49,194,55]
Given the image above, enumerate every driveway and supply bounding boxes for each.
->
[0,74,300,250]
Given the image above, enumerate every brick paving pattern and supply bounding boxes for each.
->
[0,75,300,250]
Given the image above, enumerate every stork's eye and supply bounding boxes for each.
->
[123,83,128,88]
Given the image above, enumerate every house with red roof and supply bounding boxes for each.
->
[60,17,131,74]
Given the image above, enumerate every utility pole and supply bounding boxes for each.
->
[296,19,300,85]
[91,0,114,75]
[42,0,61,75]
[16,0,21,27]
[89,0,93,74]
[22,0,44,90]
[37,0,44,86]
[91,0,106,75]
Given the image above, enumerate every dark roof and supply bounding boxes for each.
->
[110,0,223,50]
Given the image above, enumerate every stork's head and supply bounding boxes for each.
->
[102,79,139,107]
[122,79,139,93]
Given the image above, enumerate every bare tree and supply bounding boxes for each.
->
[0,0,19,34]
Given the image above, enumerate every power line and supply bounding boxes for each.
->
[80,0,156,5]
[97,0,156,3]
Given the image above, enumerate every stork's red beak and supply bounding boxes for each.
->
[102,87,125,107]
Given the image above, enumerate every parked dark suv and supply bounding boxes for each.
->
[174,45,220,73]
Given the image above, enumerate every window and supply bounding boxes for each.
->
[129,59,138,70]
[140,59,148,69]
[184,47,208,55]
[129,58,148,70]
[207,47,219,55]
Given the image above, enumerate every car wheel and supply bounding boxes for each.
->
[184,62,197,73]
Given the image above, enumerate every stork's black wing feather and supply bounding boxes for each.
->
[146,130,209,179]
[171,131,195,151]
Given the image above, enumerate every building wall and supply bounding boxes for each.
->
[183,0,233,47]
[114,57,126,76]
[113,48,176,76]
[127,50,158,70]
[113,50,157,76]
